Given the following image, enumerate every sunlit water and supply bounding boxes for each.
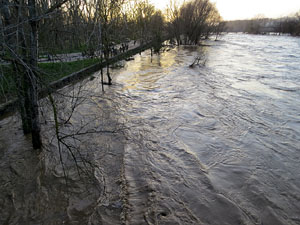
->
[107,33,300,225]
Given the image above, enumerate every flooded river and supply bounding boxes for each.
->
[1,33,300,225]
[111,33,300,225]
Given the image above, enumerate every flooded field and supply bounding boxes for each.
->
[1,33,300,224]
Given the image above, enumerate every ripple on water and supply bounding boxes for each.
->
[113,33,300,225]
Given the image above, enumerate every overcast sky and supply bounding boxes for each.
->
[150,0,300,20]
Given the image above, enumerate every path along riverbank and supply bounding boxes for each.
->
[0,40,156,118]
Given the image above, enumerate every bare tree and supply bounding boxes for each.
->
[165,0,222,45]
[214,21,226,40]
[180,0,221,44]
[203,4,223,39]
[93,0,126,85]
[0,0,69,149]
[166,0,182,45]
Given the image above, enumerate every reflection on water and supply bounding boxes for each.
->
[232,80,281,98]
[120,50,177,91]
[111,33,300,225]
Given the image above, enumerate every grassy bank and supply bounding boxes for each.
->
[0,41,158,116]
[0,58,99,102]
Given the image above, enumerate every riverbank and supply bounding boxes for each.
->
[0,40,155,118]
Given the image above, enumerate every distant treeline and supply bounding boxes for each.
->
[225,12,300,36]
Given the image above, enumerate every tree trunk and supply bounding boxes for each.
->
[13,65,31,134]
[106,61,112,85]
[100,54,104,91]
[28,0,42,149]
[16,2,32,134]
[1,0,32,135]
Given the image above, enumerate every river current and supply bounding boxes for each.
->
[1,33,300,225]
[108,33,300,225]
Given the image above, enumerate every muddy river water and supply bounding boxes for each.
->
[1,33,300,225]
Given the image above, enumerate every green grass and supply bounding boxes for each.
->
[39,58,99,83]
[0,58,100,103]
[40,47,87,56]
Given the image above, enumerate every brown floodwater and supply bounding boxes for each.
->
[1,33,300,225]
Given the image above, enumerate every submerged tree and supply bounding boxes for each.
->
[166,0,182,45]
[148,10,165,53]
[166,0,223,45]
